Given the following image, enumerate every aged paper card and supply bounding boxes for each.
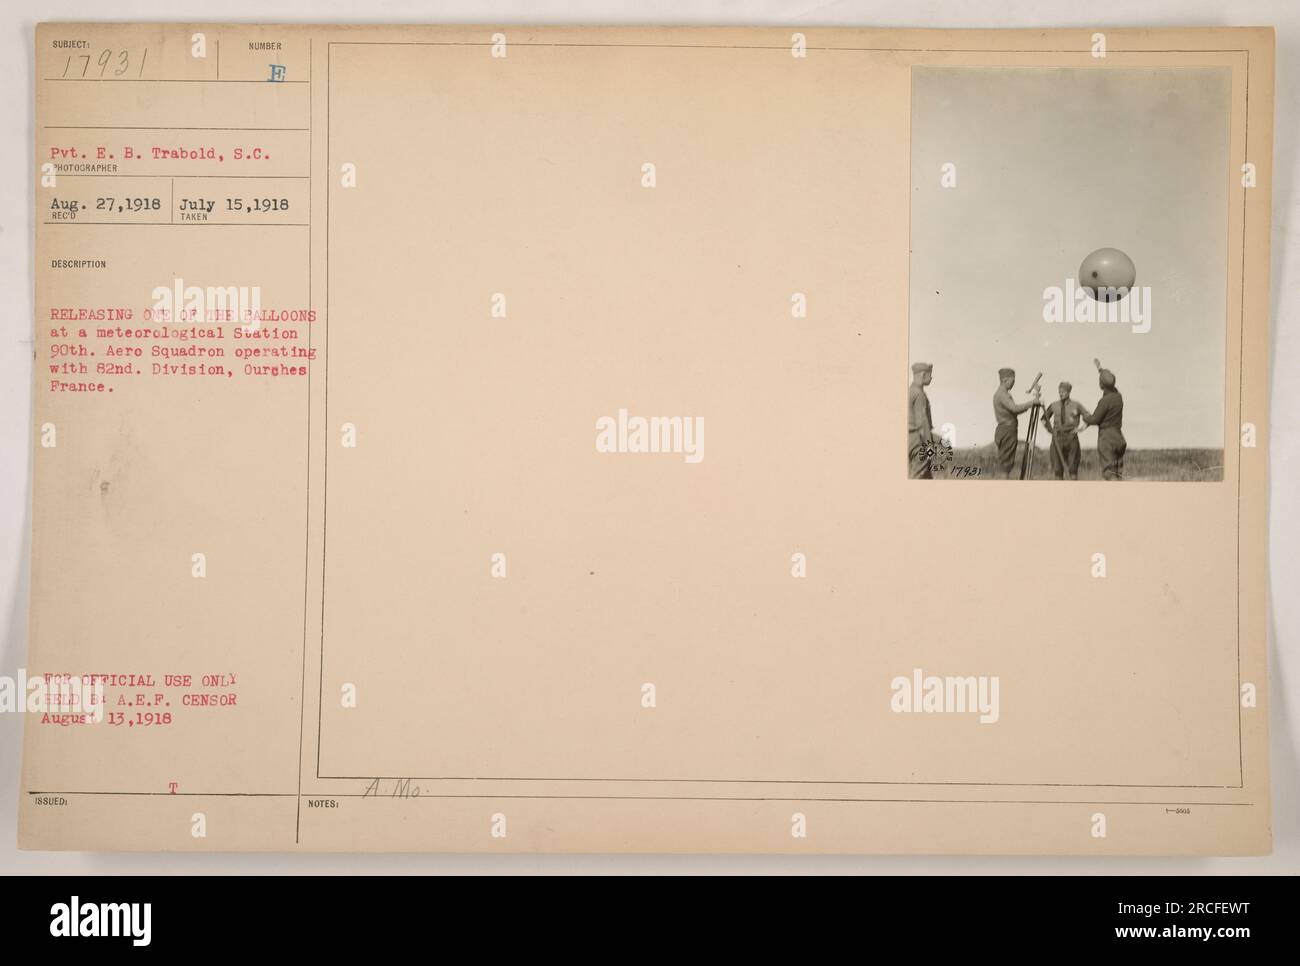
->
[22,24,1273,853]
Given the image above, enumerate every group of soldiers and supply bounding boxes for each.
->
[908,362,1128,480]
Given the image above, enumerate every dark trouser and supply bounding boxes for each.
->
[1098,427,1127,480]
[908,435,933,479]
[994,421,1018,474]
[1050,431,1080,479]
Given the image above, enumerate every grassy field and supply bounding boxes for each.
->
[936,446,1224,481]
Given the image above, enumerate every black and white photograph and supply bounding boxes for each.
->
[908,66,1231,481]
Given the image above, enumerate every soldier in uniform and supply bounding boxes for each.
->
[1080,367,1126,480]
[1040,381,1088,480]
[908,362,936,479]
[992,368,1038,479]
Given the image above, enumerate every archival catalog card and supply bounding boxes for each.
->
[21,24,1274,853]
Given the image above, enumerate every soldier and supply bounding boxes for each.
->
[992,368,1038,479]
[908,362,936,479]
[1080,367,1126,480]
[1040,381,1088,480]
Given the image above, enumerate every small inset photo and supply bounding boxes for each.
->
[908,66,1230,481]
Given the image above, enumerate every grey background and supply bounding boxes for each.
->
[2,0,1296,874]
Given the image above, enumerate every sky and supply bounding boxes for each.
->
[910,66,1231,449]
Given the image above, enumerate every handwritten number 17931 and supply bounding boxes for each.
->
[61,49,147,79]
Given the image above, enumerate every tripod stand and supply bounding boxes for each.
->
[1016,373,1045,481]
[1018,401,1044,480]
